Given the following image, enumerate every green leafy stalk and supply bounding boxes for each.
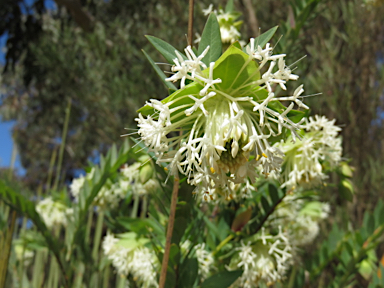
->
[0,210,16,288]
[0,181,69,287]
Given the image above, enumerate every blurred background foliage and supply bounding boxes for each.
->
[1,0,384,286]
[1,0,383,200]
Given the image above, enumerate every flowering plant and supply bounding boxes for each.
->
[4,2,383,288]
[138,15,308,202]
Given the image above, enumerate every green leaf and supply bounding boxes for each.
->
[179,257,198,288]
[212,44,260,93]
[340,179,354,202]
[201,270,242,288]
[225,0,234,13]
[168,243,181,268]
[172,217,188,244]
[116,217,164,237]
[231,41,242,50]
[374,200,384,226]
[300,201,325,218]
[142,49,177,91]
[146,35,186,63]
[0,181,68,282]
[245,26,278,49]
[365,213,376,236]
[268,183,280,203]
[261,196,271,214]
[138,81,200,114]
[198,13,222,66]
[340,162,353,178]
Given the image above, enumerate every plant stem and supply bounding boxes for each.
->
[131,195,140,218]
[158,176,180,288]
[188,0,194,47]
[85,209,93,246]
[46,148,58,191]
[212,234,235,256]
[92,210,104,261]
[287,264,297,288]
[53,98,72,191]
[140,195,148,218]
[0,210,17,288]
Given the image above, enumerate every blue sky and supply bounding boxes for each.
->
[0,33,20,171]
[0,0,56,174]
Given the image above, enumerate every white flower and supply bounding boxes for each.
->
[137,42,310,199]
[268,196,331,246]
[93,182,127,209]
[14,244,34,266]
[220,26,241,44]
[36,197,72,229]
[229,228,292,287]
[102,231,119,255]
[128,248,158,288]
[102,233,159,288]
[69,175,85,200]
[70,168,95,200]
[195,243,214,280]
[275,115,342,190]
[203,4,215,16]
[291,216,320,246]
[119,162,158,197]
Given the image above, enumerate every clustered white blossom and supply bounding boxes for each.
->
[136,40,309,201]
[69,162,159,208]
[69,168,95,200]
[70,168,126,209]
[195,243,215,280]
[14,243,35,266]
[268,195,330,246]
[36,197,73,229]
[228,227,292,287]
[102,232,158,288]
[275,115,342,190]
[120,162,159,197]
[194,179,256,203]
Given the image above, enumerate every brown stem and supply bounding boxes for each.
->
[158,177,180,288]
[188,0,195,47]
[242,0,259,37]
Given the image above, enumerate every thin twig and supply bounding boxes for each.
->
[242,0,259,37]
[158,177,180,288]
[188,0,195,47]
[158,3,193,286]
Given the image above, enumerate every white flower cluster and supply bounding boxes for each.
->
[194,179,256,203]
[229,227,292,287]
[269,196,330,246]
[275,115,342,190]
[14,243,34,266]
[69,162,158,209]
[120,162,159,197]
[137,41,308,200]
[195,243,214,280]
[70,168,126,209]
[69,168,95,200]
[102,233,158,288]
[36,197,73,229]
